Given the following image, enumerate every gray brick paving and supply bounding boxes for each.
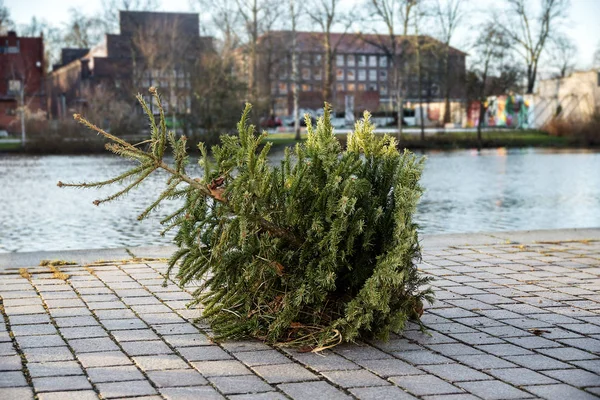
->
[1,229,599,399]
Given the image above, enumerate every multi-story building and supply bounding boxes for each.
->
[252,31,466,123]
[0,31,46,132]
[47,11,213,120]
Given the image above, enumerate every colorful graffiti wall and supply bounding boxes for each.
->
[468,95,534,129]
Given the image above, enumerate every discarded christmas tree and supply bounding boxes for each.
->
[60,88,433,349]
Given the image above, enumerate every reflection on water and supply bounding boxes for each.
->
[0,148,599,253]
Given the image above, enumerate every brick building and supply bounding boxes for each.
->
[251,31,466,122]
[47,11,213,120]
[0,31,45,132]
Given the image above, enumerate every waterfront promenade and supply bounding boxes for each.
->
[0,229,599,399]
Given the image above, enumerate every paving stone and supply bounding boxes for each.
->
[356,358,423,377]
[208,375,274,394]
[394,350,454,365]
[390,374,463,396]
[322,369,390,388]
[23,346,74,363]
[333,344,393,361]
[543,369,600,387]
[120,340,173,356]
[0,355,23,371]
[287,350,361,371]
[27,361,84,377]
[422,395,479,400]
[159,386,225,400]
[252,363,318,384]
[11,323,57,336]
[16,334,66,349]
[77,351,133,368]
[219,340,273,353]
[33,375,92,392]
[457,380,531,400]
[111,329,160,342]
[505,354,574,370]
[486,367,558,386]
[0,371,28,387]
[69,337,120,353]
[9,314,51,325]
[96,380,157,398]
[427,343,484,356]
[278,381,352,400]
[559,338,600,353]
[60,326,108,339]
[0,387,34,400]
[122,362,199,388]
[453,354,517,370]
[234,350,291,366]
[161,333,211,348]
[422,364,490,382]
[503,336,562,349]
[476,343,534,356]
[572,360,600,374]
[449,332,505,345]
[537,347,598,361]
[177,345,232,361]
[134,355,190,371]
[100,318,148,330]
[350,386,417,400]
[87,365,145,383]
[524,384,599,400]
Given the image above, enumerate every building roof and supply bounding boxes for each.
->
[258,31,466,56]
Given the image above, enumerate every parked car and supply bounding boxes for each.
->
[260,115,282,128]
[0,130,9,138]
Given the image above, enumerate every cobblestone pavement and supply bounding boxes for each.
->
[1,230,599,400]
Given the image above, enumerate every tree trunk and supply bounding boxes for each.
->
[290,2,300,140]
[442,51,451,124]
[323,36,333,103]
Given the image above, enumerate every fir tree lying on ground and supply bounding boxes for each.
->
[60,88,434,350]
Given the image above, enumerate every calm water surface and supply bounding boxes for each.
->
[1,148,599,253]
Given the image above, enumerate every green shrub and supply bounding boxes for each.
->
[60,89,433,349]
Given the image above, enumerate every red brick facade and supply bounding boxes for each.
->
[0,32,45,132]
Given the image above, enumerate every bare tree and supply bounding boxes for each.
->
[363,0,417,141]
[470,23,510,149]
[549,34,576,78]
[0,0,13,34]
[18,17,62,72]
[289,0,302,140]
[594,41,600,69]
[307,0,351,105]
[63,9,104,48]
[435,0,463,124]
[501,0,569,94]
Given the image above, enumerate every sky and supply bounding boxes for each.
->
[5,0,600,72]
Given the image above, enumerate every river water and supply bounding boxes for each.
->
[1,148,599,253]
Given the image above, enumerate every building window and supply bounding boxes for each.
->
[379,56,388,67]
[336,83,345,92]
[347,55,355,67]
[368,83,378,91]
[8,80,21,93]
[279,82,288,94]
[314,54,322,66]
[336,54,344,66]
[314,68,322,80]
[302,84,312,92]
[301,54,310,65]
[302,68,310,80]
[347,83,356,91]
[358,69,366,81]
[346,69,355,81]
[380,70,388,80]
[380,83,388,95]
[358,83,366,91]
[336,68,344,80]
[369,55,377,67]
[357,55,367,67]
[369,70,377,81]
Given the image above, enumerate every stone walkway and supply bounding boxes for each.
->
[0,229,599,400]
